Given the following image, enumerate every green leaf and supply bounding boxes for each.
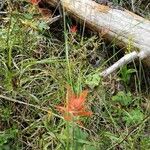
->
[119,65,136,84]
[74,127,88,141]
[38,21,49,30]
[123,109,144,125]
[85,73,101,88]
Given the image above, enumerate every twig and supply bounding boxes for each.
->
[0,94,62,119]
[100,51,139,77]
[46,15,61,25]
[0,11,7,15]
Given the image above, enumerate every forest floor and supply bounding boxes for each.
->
[0,0,150,149]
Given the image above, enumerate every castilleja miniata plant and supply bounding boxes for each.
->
[29,0,41,5]
[70,25,78,33]
[56,85,92,122]
[29,0,52,18]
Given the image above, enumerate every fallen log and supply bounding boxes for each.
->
[46,0,150,77]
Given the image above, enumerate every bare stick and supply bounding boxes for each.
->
[0,95,62,118]
[100,51,138,77]
[0,11,7,15]
[46,15,61,25]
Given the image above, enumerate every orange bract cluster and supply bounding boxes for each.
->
[29,0,41,5]
[70,25,77,33]
[56,86,92,121]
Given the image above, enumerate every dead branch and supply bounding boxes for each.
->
[46,0,150,76]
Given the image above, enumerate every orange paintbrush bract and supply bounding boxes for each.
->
[56,86,92,121]
[30,0,41,5]
[70,25,77,33]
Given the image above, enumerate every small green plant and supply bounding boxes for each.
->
[123,109,144,126]
[0,107,12,122]
[0,128,18,149]
[85,73,101,89]
[119,65,136,87]
[112,92,144,126]
[112,91,132,106]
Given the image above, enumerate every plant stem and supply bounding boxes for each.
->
[6,13,12,69]
[63,7,72,86]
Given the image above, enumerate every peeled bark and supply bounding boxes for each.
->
[46,0,150,73]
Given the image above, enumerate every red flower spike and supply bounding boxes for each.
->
[56,86,92,122]
[30,0,41,5]
[68,90,88,111]
[70,25,77,33]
